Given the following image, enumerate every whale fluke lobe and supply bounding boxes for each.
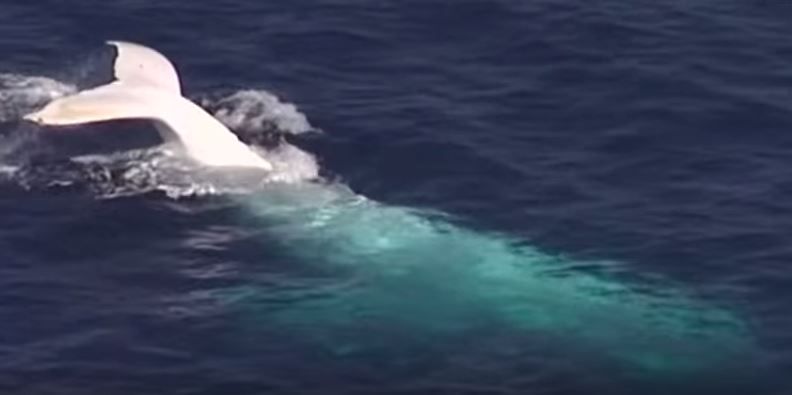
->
[23,42,272,170]
[106,40,181,94]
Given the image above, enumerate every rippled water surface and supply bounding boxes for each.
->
[1,1,792,394]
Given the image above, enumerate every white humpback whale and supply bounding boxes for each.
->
[24,41,273,170]
[21,41,758,378]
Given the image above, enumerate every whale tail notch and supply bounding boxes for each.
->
[23,41,273,170]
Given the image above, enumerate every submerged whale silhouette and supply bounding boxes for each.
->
[23,41,758,378]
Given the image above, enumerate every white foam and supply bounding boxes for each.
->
[201,90,315,135]
[59,139,318,199]
[0,73,75,176]
[0,73,76,122]
[0,164,19,175]
[254,143,319,183]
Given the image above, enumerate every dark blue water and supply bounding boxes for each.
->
[1,1,792,394]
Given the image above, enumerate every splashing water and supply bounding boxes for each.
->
[0,74,77,172]
[200,90,316,136]
[0,73,76,122]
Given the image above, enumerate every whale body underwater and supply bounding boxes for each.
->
[23,41,759,378]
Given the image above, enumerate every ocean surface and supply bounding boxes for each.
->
[1,1,792,394]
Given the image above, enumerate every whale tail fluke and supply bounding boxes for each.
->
[24,40,180,125]
[23,41,273,170]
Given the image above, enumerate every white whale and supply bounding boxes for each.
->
[21,41,758,378]
[24,41,273,170]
